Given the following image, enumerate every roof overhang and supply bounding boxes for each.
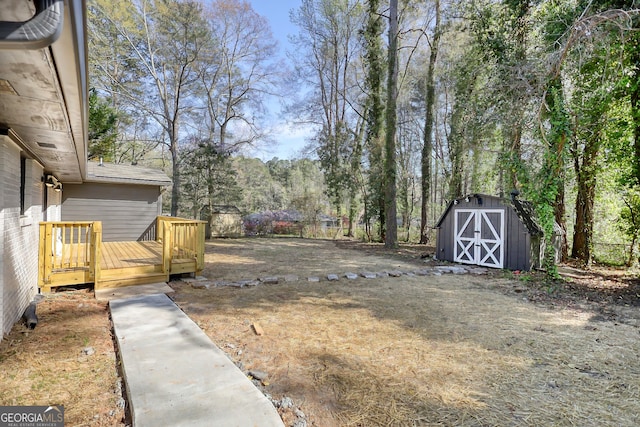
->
[84,162,173,187]
[0,0,88,183]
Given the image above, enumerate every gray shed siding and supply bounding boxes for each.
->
[62,183,162,242]
[436,195,538,271]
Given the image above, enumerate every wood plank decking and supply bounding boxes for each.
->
[47,241,162,271]
[101,241,162,270]
[98,241,167,290]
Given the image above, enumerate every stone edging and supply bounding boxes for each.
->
[182,265,490,290]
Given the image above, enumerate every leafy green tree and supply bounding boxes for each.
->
[88,89,118,161]
[619,188,640,266]
[234,156,287,212]
[181,141,243,218]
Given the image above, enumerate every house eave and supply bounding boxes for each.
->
[0,0,88,183]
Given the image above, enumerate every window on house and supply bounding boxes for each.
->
[20,156,26,215]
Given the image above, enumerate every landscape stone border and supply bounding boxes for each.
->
[181,265,489,290]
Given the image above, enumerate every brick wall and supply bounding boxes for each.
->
[0,135,46,337]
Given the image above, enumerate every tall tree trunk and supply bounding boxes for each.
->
[363,0,386,241]
[571,137,599,265]
[553,127,569,262]
[448,108,464,199]
[348,118,365,238]
[171,147,181,216]
[555,167,568,261]
[384,0,399,249]
[572,180,595,265]
[505,0,529,191]
[546,77,569,262]
[168,118,181,216]
[631,31,640,186]
[420,0,441,245]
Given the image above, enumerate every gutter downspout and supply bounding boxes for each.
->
[0,0,64,50]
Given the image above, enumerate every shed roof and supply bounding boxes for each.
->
[212,205,242,214]
[85,162,172,186]
[436,194,543,236]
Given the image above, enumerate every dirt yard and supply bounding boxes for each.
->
[1,237,639,426]
[0,289,126,426]
[171,238,640,426]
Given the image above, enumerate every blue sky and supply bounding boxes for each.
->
[248,0,299,47]
[244,0,314,161]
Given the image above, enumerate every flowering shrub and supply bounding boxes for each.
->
[272,221,299,235]
[243,210,304,236]
[243,216,273,236]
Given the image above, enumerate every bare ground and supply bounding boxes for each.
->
[0,289,126,426]
[169,237,640,426]
[1,237,639,426]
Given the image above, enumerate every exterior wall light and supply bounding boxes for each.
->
[43,174,61,190]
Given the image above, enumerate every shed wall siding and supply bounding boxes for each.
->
[0,135,44,336]
[503,205,531,271]
[62,183,161,242]
[210,213,242,237]
[436,208,454,262]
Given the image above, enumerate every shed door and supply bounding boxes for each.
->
[454,209,504,269]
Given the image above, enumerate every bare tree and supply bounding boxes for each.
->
[89,0,210,216]
[419,0,441,244]
[195,0,279,215]
[199,0,279,150]
[290,0,365,221]
[384,0,399,248]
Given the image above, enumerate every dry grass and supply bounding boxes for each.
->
[0,289,126,426]
[172,238,640,426]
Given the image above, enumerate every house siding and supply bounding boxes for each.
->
[0,135,47,336]
[62,183,162,242]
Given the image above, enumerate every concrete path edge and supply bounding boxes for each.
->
[110,293,284,427]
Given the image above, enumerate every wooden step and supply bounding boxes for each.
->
[97,265,168,290]
[101,264,163,278]
[96,273,169,290]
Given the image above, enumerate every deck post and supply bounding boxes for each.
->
[162,220,172,275]
[196,222,205,272]
[38,222,52,291]
[91,221,102,286]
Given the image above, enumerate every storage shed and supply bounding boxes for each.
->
[435,194,544,271]
[206,205,242,238]
[62,162,172,241]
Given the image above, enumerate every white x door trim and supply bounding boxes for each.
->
[454,209,504,269]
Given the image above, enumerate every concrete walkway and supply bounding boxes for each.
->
[110,293,284,427]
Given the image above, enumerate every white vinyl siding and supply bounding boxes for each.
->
[0,135,44,336]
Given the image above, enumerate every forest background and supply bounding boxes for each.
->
[87,0,640,272]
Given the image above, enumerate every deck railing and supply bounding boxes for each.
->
[38,221,102,291]
[39,216,205,291]
[157,216,206,272]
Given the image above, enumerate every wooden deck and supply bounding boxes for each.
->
[38,218,206,293]
[102,241,162,270]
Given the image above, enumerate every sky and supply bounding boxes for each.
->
[244,0,314,161]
